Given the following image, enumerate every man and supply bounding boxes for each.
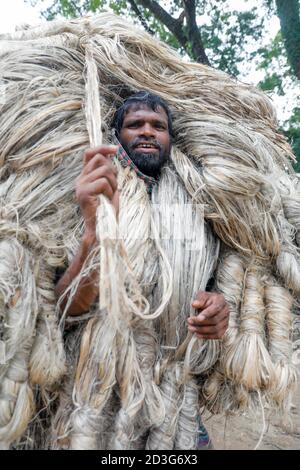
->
[55,91,229,449]
[56,92,229,338]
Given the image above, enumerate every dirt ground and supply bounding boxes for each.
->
[202,382,300,450]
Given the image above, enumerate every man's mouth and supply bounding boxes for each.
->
[134,143,160,152]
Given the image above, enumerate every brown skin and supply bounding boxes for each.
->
[55,145,119,315]
[119,103,171,173]
[76,145,119,231]
[189,291,229,339]
[120,105,170,148]
[56,104,229,339]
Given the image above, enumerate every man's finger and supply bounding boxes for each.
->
[86,179,115,200]
[84,145,118,165]
[188,304,227,324]
[194,320,228,340]
[82,166,118,193]
[195,329,227,340]
[82,153,117,177]
[188,310,229,327]
[191,291,211,310]
[188,318,228,335]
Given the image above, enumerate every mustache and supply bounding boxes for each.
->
[131,138,162,150]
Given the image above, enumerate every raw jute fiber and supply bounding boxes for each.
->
[0,13,298,449]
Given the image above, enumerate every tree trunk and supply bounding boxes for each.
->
[276,0,300,80]
[183,0,210,64]
[137,0,210,65]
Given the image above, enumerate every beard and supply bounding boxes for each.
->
[121,138,170,178]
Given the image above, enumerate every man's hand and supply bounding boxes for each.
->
[187,291,229,340]
[75,145,119,236]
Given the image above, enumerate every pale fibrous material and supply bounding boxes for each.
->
[0,13,298,449]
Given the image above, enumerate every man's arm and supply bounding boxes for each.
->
[55,231,98,315]
[55,145,118,316]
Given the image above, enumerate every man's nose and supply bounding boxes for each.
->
[139,123,155,137]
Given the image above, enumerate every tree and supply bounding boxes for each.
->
[284,108,300,172]
[29,0,266,77]
[275,0,300,80]
[28,1,300,81]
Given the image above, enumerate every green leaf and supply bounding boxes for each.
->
[258,72,285,95]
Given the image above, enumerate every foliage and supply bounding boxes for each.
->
[283,107,300,171]
[29,0,267,75]
[254,30,300,164]
[256,32,288,95]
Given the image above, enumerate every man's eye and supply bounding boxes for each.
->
[128,123,143,129]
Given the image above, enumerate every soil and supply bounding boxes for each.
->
[202,383,300,450]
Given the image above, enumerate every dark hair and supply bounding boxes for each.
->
[112,91,173,138]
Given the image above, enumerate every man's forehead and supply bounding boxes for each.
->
[123,103,168,120]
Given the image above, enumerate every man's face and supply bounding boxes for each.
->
[119,104,171,178]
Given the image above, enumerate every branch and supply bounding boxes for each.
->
[136,0,189,51]
[127,0,155,35]
[276,0,300,80]
[178,9,185,25]
[183,0,210,65]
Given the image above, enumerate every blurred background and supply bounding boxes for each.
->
[1,0,299,169]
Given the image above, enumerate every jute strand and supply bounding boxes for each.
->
[265,283,297,409]
[0,240,38,448]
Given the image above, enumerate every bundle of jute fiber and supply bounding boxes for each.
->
[0,13,298,449]
[0,240,37,449]
[66,44,163,450]
[202,252,297,416]
[276,173,300,289]
[264,279,297,408]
